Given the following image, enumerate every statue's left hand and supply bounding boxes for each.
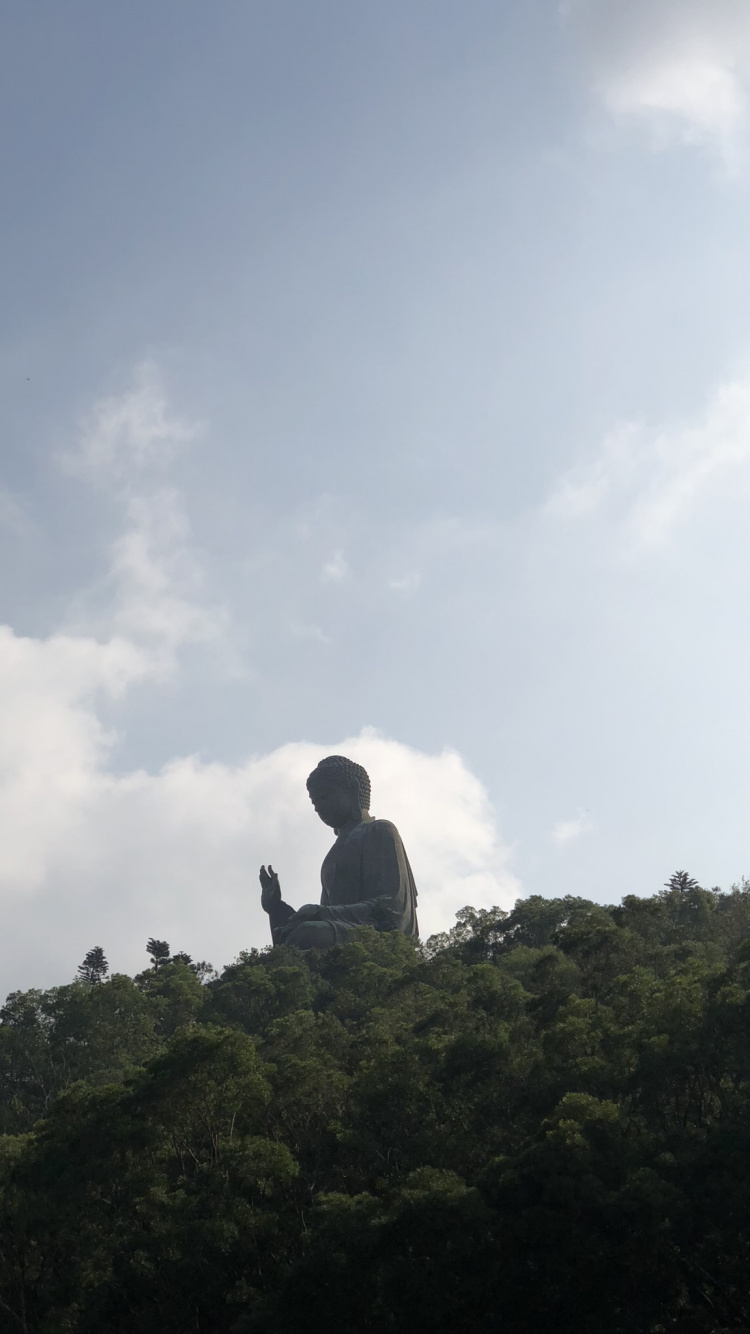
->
[259,864,282,914]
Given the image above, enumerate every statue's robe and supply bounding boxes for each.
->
[274,815,418,948]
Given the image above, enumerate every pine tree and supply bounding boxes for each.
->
[147,938,171,969]
[664,869,700,894]
[77,946,109,984]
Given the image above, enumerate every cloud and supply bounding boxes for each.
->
[321,550,348,582]
[545,372,750,550]
[0,371,518,993]
[565,0,750,167]
[66,360,197,481]
[107,489,224,664]
[0,632,519,990]
[63,367,225,677]
[551,809,592,845]
[0,626,154,895]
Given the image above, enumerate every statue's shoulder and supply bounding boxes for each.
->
[364,817,403,841]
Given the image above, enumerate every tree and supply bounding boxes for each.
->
[147,943,213,978]
[188,959,215,981]
[3,883,750,1330]
[146,938,171,968]
[76,946,108,984]
[664,869,700,895]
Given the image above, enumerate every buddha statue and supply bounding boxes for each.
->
[259,755,418,948]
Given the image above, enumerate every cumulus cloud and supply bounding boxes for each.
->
[545,372,750,550]
[551,810,592,845]
[565,0,750,166]
[0,371,518,993]
[0,637,519,990]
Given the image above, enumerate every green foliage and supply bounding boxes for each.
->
[77,946,109,985]
[147,937,171,968]
[1,880,750,1330]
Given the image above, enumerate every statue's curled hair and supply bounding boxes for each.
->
[306,755,371,811]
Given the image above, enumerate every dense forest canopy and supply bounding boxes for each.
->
[1,873,750,1332]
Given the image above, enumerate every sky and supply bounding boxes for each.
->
[3,0,750,990]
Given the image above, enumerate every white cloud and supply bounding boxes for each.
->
[551,809,592,845]
[67,360,196,481]
[544,423,642,522]
[565,0,750,167]
[0,371,518,993]
[321,549,348,581]
[0,632,519,988]
[545,373,750,550]
[64,367,225,677]
[108,489,224,663]
[0,626,153,895]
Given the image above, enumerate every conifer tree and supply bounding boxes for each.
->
[147,938,171,968]
[664,869,700,894]
[76,946,109,983]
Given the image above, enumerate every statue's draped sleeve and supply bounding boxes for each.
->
[318,820,418,943]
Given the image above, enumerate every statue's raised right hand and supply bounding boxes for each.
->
[259,864,282,914]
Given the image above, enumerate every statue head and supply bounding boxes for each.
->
[306,755,371,830]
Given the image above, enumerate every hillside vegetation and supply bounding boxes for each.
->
[1,872,750,1332]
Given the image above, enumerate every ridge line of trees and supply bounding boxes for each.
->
[0,871,748,1331]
